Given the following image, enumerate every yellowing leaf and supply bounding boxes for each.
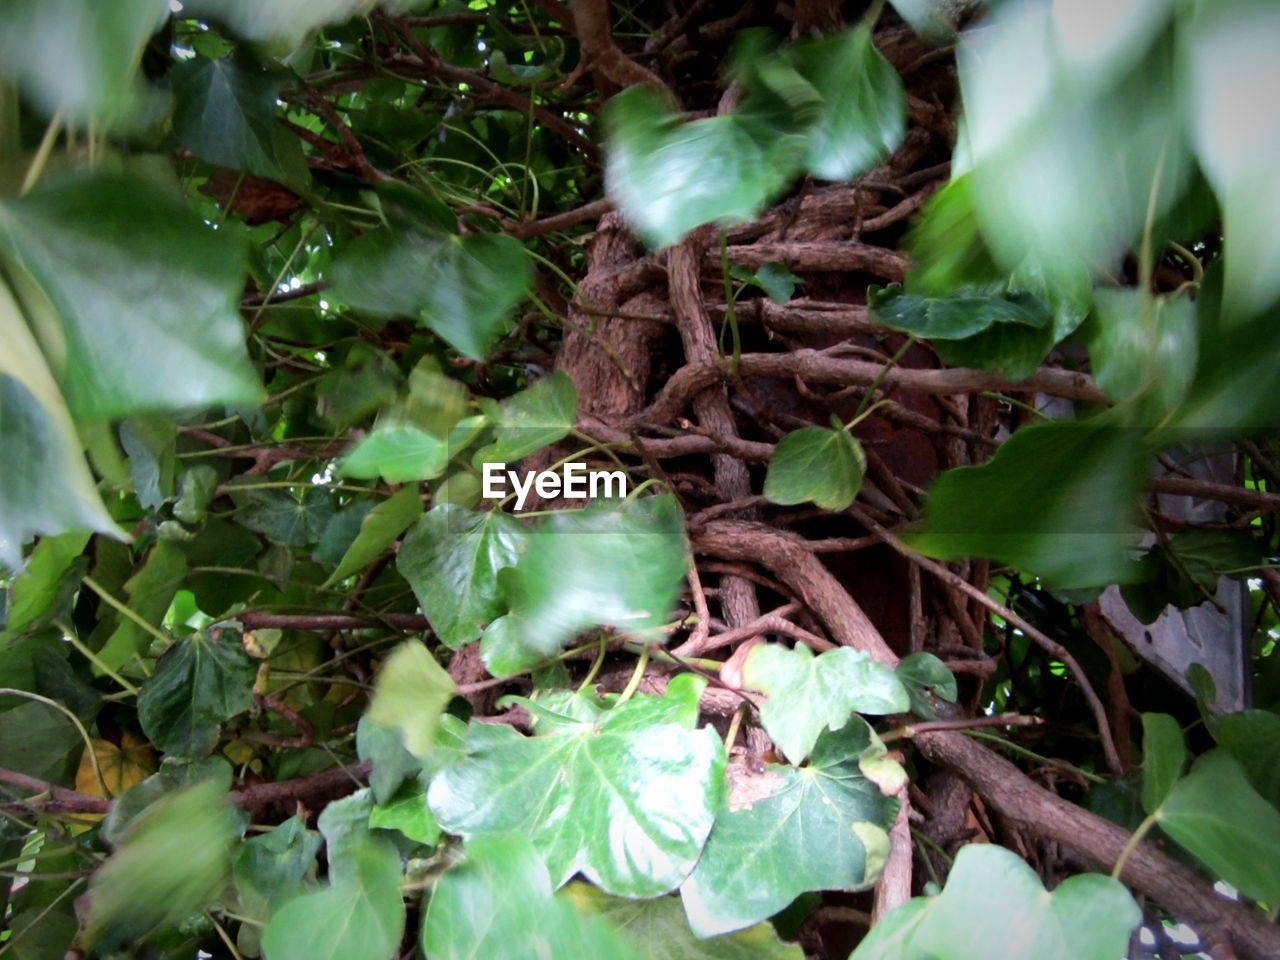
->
[77,734,156,801]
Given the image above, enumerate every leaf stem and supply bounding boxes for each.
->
[1111,811,1160,880]
[615,641,651,706]
[81,574,173,652]
[0,688,108,799]
[56,619,139,696]
[20,106,64,195]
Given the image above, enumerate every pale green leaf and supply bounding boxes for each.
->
[475,371,578,465]
[763,427,865,512]
[369,778,440,846]
[339,424,449,484]
[367,641,456,760]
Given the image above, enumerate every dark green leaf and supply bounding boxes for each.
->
[171,54,285,179]
[233,815,322,923]
[895,652,957,719]
[1216,710,1280,810]
[1140,712,1185,814]
[332,228,532,360]
[681,723,897,937]
[356,715,420,806]
[397,504,528,649]
[96,541,188,674]
[741,643,909,763]
[234,487,335,547]
[736,262,800,305]
[137,629,258,757]
[908,419,1147,588]
[0,174,263,420]
[314,343,401,431]
[763,427,866,512]
[0,700,83,786]
[428,676,725,897]
[119,414,176,511]
[871,284,1051,341]
[323,485,422,586]
[173,465,220,526]
[1158,749,1280,903]
[849,844,1140,960]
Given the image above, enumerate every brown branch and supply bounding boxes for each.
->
[716,241,909,281]
[0,768,109,815]
[237,612,430,631]
[1149,475,1280,512]
[509,198,614,238]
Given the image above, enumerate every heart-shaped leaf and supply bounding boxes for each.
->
[763,427,866,512]
[340,424,449,484]
[171,53,285,179]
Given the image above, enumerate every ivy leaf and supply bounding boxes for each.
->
[96,541,188,674]
[605,85,802,249]
[322,485,422,587]
[475,371,578,465]
[1139,712,1185,815]
[428,676,726,897]
[0,174,263,420]
[0,0,168,127]
[486,495,688,675]
[233,815,322,946]
[1088,289,1196,414]
[907,419,1148,589]
[0,280,116,570]
[137,629,258,758]
[339,424,449,484]
[763,427,866,512]
[1216,709,1280,811]
[86,781,240,950]
[680,723,897,937]
[356,716,419,806]
[171,53,285,179]
[741,644,908,764]
[895,653,957,720]
[234,487,335,547]
[0,700,83,786]
[1157,749,1280,904]
[369,778,440,846]
[260,836,406,960]
[332,228,532,360]
[397,504,529,650]
[571,885,803,960]
[367,641,456,760]
[733,262,800,305]
[4,530,89,631]
[790,25,906,183]
[422,833,643,960]
[850,844,1140,960]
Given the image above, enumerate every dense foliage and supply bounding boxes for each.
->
[1,0,1279,958]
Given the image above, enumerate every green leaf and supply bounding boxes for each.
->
[1183,0,1280,318]
[260,836,406,960]
[1088,289,1196,414]
[397,504,529,649]
[790,26,905,183]
[137,628,258,758]
[486,495,688,675]
[369,778,440,846]
[356,715,420,806]
[233,815,322,922]
[0,279,116,570]
[734,262,800,305]
[96,541,188,674]
[323,485,422,586]
[475,371,578,465]
[367,640,456,760]
[849,844,1140,960]
[605,85,802,249]
[741,643,909,764]
[1140,712,1185,814]
[0,700,83,786]
[332,228,532,360]
[573,885,803,960]
[314,343,401,431]
[234,487,335,547]
[908,419,1147,588]
[871,284,1052,341]
[119,414,177,511]
[0,0,168,127]
[1216,710,1280,811]
[5,531,88,631]
[0,174,263,420]
[183,0,365,48]
[171,53,284,179]
[763,427,866,512]
[422,833,643,960]
[895,652,957,719]
[1158,749,1280,903]
[86,780,240,949]
[339,423,449,484]
[680,723,897,937]
[173,465,220,526]
[428,676,726,897]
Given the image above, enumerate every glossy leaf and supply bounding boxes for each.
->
[895,652,958,719]
[0,174,263,420]
[763,427,866,512]
[741,643,909,764]
[86,781,240,949]
[369,778,440,845]
[137,628,258,758]
[422,833,643,960]
[0,280,116,569]
[605,85,801,249]
[1140,712,1185,814]
[332,228,532,360]
[171,54,285,179]
[260,836,407,960]
[908,419,1148,588]
[428,676,725,897]
[870,284,1052,341]
[233,487,335,547]
[1158,749,1280,904]
[849,844,1141,960]
[573,885,803,960]
[323,484,422,586]
[367,640,456,760]
[397,504,528,649]
[681,724,897,937]
[339,423,449,484]
[356,715,420,806]
[486,495,688,675]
